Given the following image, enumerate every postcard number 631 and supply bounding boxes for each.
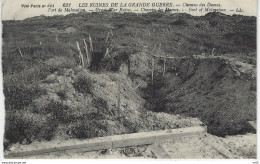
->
[63,3,71,7]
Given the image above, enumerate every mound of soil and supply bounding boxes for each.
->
[4,67,202,144]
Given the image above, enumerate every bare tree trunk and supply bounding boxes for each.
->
[76,42,84,68]
[89,35,94,53]
[83,39,90,67]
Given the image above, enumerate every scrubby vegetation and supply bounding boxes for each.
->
[2,11,256,147]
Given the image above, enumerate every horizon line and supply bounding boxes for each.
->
[2,11,257,21]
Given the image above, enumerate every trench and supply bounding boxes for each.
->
[140,57,256,137]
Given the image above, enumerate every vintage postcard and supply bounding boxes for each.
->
[0,0,257,160]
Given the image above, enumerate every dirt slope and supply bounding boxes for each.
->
[4,67,202,145]
[142,55,256,136]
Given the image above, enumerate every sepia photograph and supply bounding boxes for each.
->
[1,0,257,160]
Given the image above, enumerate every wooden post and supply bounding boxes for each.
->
[76,42,84,68]
[163,59,166,77]
[56,35,59,43]
[151,58,155,85]
[89,35,94,53]
[117,82,121,119]
[105,32,110,45]
[18,47,25,80]
[83,39,90,67]
[127,59,130,75]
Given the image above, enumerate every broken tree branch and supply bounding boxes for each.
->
[151,44,156,52]
[18,47,23,59]
[134,81,145,90]
[104,48,109,57]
